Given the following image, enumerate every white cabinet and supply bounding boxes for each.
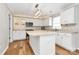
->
[40,35,55,55]
[13,31,26,40]
[13,17,26,30]
[33,19,53,26]
[61,7,75,24]
[29,35,55,55]
[61,33,73,51]
[56,33,76,51]
[71,32,79,50]
[43,19,53,26]
[33,19,43,26]
[56,33,63,46]
[29,36,40,55]
[61,5,79,24]
[60,5,79,24]
[14,17,53,27]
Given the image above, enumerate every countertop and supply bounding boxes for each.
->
[26,30,56,36]
[13,29,79,34]
[57,31,79,34]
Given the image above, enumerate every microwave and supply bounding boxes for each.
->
[26,22,33,27]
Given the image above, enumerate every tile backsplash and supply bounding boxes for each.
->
[45,24,79,32]
[61,24,79,32]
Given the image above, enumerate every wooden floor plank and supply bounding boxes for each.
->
[56,44,79,55]
[4,40,79,55]
[4,40,34,55]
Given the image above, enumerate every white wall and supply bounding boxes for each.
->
[0,4,12,54]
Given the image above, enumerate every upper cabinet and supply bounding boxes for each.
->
[61,7,75,24]
[61,5,79,24]
[43,19,53,26]
[13,16,53,28]
[33,18,53,26]
[13,17,26,30]
[33,19,43,26]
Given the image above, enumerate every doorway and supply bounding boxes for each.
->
[8,14,13,44]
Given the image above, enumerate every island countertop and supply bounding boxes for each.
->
[26,30,56,36]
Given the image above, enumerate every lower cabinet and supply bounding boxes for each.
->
[61,33,74,51]
[56,33,63,46]
[29,35,55,55]
[56,33,76,51]
[29,36,40,55]
[39,35,55,55]
[13,31,26,41]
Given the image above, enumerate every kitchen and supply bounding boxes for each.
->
[0,3,79,55]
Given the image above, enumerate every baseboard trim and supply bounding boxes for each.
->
[1,46,9,55]
[56,44,76,52]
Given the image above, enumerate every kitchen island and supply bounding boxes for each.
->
[26,30,55,55]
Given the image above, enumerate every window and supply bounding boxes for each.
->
[49,17,53,26]
[53,16,61,29]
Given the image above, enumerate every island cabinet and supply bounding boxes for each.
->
[39,35,55,55]
[60,5,79,24]
[29,35,55,55]
[29,36,40,55]
[27,31,55,55]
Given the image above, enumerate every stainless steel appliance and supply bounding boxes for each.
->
[26,22,33,27]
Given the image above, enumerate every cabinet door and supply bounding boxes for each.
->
[61,7,75,24]
[33,19,53,26]
[29,36,40,55]
[33,19,36,26]
[36,19,42,26]
[14,17,26,30]
[56,33,60,44]
[62,33,74,51]
[40,35,55,55]
[43,20,48,26]
[43,19,53,26]
[33,19,43,26]
[56,33,63,46]
[13,31,26,40]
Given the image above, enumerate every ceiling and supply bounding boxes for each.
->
[6,3,74,17]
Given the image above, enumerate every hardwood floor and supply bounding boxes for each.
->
[4,40,34,55]
[4,40,79,55]
[56,44,79,55]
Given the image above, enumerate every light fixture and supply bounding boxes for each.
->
[35,4,39,8]
[32,4,41,18]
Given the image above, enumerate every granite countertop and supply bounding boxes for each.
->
[26,30,56,36]
[13,29,79,34]
[57,30,79,34]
